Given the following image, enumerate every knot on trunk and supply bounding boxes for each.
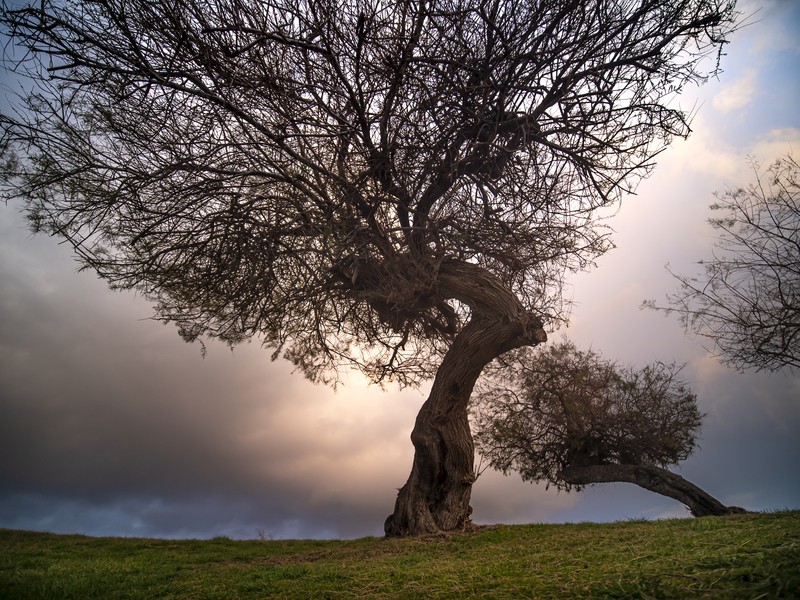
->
[521,312,547,344]
[329,253,458,335]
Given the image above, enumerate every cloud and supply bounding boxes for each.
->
[654,119,800,190]
[750,127,800,163]
[0,208,424,538]
[712,68,758,114]
[471,469,579,525]
[742,0,800,56]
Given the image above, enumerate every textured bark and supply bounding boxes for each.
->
[560,463,746,517]
[384,261,546,536]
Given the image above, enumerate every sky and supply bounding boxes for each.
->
[1,0,799,541]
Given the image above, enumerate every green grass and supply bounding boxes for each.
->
[2,511,799,599]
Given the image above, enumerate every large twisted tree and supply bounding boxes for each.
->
[0,0,736,536]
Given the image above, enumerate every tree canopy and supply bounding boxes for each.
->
[650,155,800,372]
[473,341,702,488]
[0,0,737,385]
[473,341,741,516]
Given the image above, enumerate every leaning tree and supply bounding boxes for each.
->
[473,341,743,517]
[0,0,737,536]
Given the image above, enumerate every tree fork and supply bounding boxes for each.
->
[385,262,546,536]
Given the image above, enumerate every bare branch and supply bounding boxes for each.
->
[0,0,737,386]
[648,154,800,372]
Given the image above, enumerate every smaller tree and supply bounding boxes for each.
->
[473,341,743,517]
[647,155,800,372]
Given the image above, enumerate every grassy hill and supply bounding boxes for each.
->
[2,510,798,599]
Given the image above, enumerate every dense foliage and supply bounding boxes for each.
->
[474,341,703,490]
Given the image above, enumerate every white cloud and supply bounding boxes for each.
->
[712,68,758,114]
[662,116,742,181]
[655,120,800,189]
[750,127,800,163]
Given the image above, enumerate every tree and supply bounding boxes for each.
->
[647,155,800,372]
[473,341,743,517]
[0,0,737,536]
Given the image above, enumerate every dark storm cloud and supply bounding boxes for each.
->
[683,363,800,510]
[0,209,425,538]
[0,209,578,538]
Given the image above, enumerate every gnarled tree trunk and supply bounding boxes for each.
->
[560,463,746,517]
[384,261,546,536]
